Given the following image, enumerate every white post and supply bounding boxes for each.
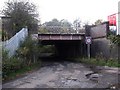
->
[87,44,90,58]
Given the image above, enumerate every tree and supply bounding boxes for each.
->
[41,18,61,33]
[45,18,61,26]
[40,19,73,34]
[60,19,72,33]
[2,0,39,36]
[73,19,81,33]
[94,19,103,25]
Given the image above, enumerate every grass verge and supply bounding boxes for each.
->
[73,58,120,68]
[3,61,41,83]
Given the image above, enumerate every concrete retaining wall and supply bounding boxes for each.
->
[3,28,28,56]
[91,38,118,59]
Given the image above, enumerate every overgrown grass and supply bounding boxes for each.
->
[2,36,56,82]
[74,57,120,67]
[39,45,55,53]
[2,36,42,82]
[3,61,41,82]
[2,48,41,82]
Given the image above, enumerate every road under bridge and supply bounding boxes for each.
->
[38,33,87,57]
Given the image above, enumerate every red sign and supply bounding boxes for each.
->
[108,14,116,26]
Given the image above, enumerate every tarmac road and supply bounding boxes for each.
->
[2,60,119,89]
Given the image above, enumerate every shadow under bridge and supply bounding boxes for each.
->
[38,33,86,58]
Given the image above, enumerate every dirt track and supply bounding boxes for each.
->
[2,61,119,89]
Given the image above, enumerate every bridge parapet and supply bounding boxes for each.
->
[38,33,85,40]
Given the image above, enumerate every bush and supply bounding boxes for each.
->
[108,35,120,46]
[39,45,55,53]
[2,36,56,81]
[2,50,23,79]
[75,57,119,67]
[16,36,39,65]
[2,30,9,41]
[106,59,119,67]
[2,36,41,81]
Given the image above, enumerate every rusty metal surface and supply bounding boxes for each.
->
[38,33,85,40]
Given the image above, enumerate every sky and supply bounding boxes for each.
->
[0,0,120,24]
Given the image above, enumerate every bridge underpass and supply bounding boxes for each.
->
[38,33,86,57]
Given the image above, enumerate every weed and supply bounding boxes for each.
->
[75,57,119,67]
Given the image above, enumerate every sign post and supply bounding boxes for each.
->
[85,37,92,58]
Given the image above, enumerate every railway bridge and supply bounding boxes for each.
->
[38,33,87,57]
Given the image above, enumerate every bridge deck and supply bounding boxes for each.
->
[38,33,85,40]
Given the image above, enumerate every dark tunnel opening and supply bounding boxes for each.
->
[39,40,87,62]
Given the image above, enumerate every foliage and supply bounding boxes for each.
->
[94,19,103,25]
[40,18,87,34]
[108,35,120,46]
[2,50,23,80]
[40,18,73,34]
[73,19,81,33]
[2,36,56,81]
[2,0,39,36]
[74,57,119,67]
[2,37,41,81]
[3,58,40,82]
[2,30,9,41]
[60,19,73,33]
[38,27,49,34]
[45,18,61,26]
[16,36,39,65]
[39,45,55,53]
